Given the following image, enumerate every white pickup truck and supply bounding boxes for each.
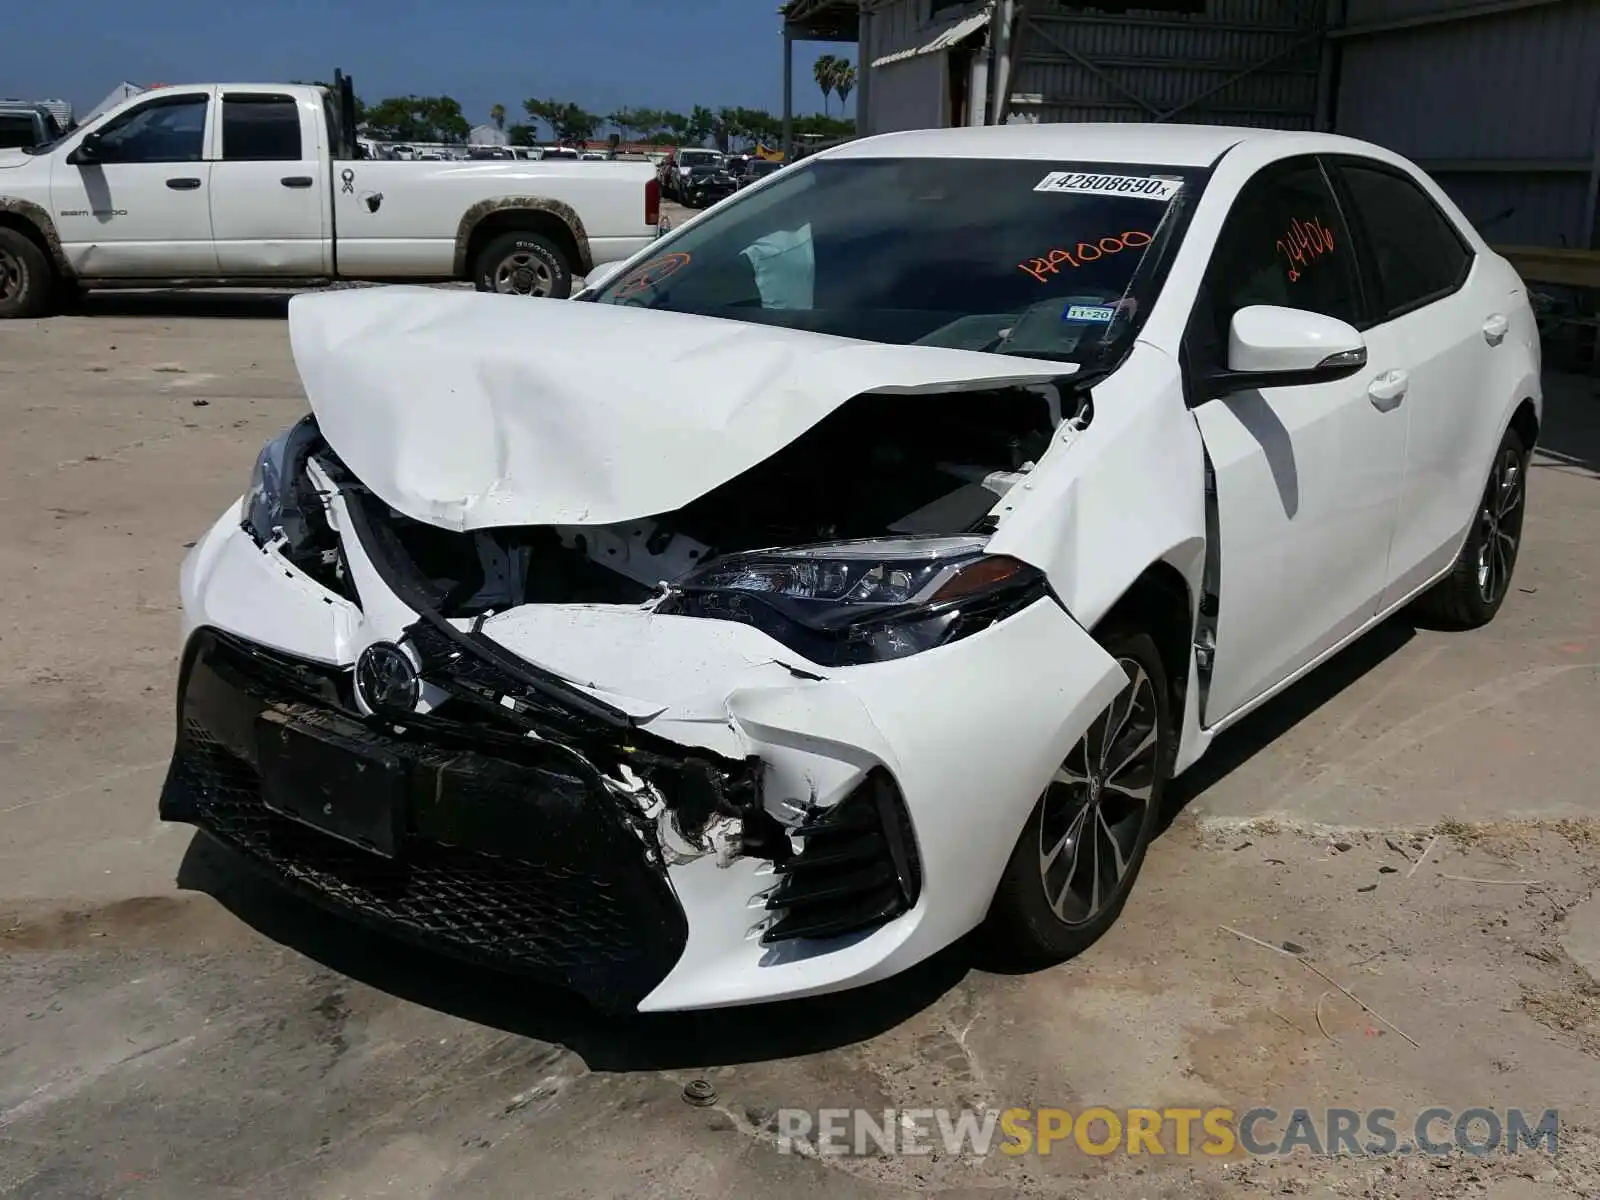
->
[0,78,661,317]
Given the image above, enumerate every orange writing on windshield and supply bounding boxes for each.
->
[615,251,692,296]
[1277,216,1334,282]
[1019,231,1152,283]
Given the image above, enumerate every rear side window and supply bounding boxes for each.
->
[1335,161,1472,320]
[1189,157,1361,366]
[222,94,302,161]
[0,115,38,149]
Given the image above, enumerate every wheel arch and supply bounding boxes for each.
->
[0,197,71,278]
[453,198,591,279]
[1090,559,1197,727]
[1508,396,1539,453]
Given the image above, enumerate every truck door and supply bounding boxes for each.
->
[50,88,219,277]
[209,91,330,274]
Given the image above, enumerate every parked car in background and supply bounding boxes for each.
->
[661,148,724,202]
[0,103,65,151]
[682,161,738,208]
[542,147,581,161]
[160,122,1542,1013]
[737,158,783,189]
[0,80,660,315]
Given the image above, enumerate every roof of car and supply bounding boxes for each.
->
[822,123,1367,168]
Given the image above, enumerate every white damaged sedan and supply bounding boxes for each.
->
[163,124,1542,1012]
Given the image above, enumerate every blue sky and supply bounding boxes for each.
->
[6,0,858,127]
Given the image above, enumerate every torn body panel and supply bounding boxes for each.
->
[174,442,1126,1009]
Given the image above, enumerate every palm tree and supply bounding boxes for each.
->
[814,53,840,116]
[834,63,857,116]
[490,103,506,131]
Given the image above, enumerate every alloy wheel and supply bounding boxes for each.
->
[1037,658,1160,927]
[1475,446,1525,604]
[492,251,555,297]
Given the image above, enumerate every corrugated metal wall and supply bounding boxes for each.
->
[1009,0,1327,128]
[1331,0,1600,249]
[862,0,981,134]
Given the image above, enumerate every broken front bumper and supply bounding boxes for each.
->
[160,628,703,1013]
[172,505,1127,1012]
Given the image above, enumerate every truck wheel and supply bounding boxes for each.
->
[473,231,573,299]
[0,227,54,319]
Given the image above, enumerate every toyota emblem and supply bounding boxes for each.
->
[355,641,420,715]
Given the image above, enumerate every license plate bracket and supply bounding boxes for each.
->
[258,715,406,858]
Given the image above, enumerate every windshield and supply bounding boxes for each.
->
[591,156,1203,364]
[679,150,720,167]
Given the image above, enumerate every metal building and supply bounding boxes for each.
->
[782,0,1600,251]
[1330,0,1600,252]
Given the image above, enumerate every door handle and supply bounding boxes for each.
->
[1367,369,1409,412]
[280,176,313,188]
[166,177,201,190]
[1483,313,1510,345]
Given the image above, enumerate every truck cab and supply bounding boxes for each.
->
[0,78,661,317]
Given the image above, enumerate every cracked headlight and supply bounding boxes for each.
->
[657,536,1048,666]
[242,415,323,548]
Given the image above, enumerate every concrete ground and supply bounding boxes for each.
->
[1,289,1597,1199]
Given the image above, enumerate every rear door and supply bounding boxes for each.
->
[50,89,219,276]
[209,91,331,274]
[1187,156,1408,725]
[1325,156,1488,604]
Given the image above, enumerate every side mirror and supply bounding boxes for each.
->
[1205,305,1366,398]
[67,130,103,165]
[580,258,630,293]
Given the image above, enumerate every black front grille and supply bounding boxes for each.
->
[161,630,689,1011]
[763,770,922,944]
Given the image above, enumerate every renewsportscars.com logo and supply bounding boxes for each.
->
[773,1106,1561,1159]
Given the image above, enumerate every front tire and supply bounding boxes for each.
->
[1412,425,1529,630]
[0,227,54,319]
[472,230,573,299]
[982,625,1172,967]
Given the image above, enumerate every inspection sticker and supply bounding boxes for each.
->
[1062,304,1117,323]
[1034,172,1182,200]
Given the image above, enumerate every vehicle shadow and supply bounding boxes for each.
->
[76,290,295,320]
[175,831,971,1071]
[1534,369,1600,478]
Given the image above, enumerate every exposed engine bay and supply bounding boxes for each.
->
[319,384,1082,617]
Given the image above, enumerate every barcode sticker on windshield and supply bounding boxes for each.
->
[1034,172,1182,201]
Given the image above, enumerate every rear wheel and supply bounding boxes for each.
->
[982,625,1171,966]
[472,230,573,299]
[0,227,54,319]
[1412,425,1529,629]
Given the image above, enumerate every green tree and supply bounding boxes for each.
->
[813,53,842,116]
[835,63,857,113]
[523,98,602,144]
[364,95,469,143]
[490,103,506,131]
[507,122,536,147]
[686,105,716,146]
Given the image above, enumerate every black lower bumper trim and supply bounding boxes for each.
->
[160,629,689,1012]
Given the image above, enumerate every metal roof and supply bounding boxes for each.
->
[871,5,993,68]
[781,0,859,40]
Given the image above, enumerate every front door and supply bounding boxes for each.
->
[50,89,219,277]
[1187,157,1408,725]
[210,91,330,274]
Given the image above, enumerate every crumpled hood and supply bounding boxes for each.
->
[287,287,1075,531]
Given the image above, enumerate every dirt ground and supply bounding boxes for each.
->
[1,289,1598,1199]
